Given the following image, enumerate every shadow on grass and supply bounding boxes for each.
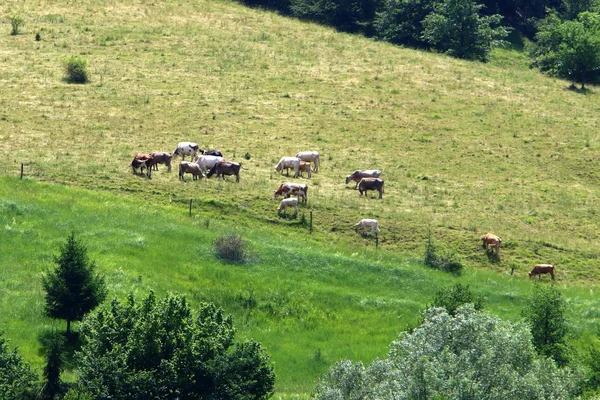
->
[486,251,501,264]
[38,329,83,370]
[567,84,592,95]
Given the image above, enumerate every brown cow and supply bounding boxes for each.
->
[150,152,173,171]
[480,233,502,254]
[299,161,312,178]
[529,264,555,280]
[206,161,242,182]
[178,161,203,181]
[130,153,154,178]
[358,178,384,199]
[274,182,308,204]
[346,170,382,189]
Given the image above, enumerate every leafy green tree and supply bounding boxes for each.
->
[76,291,275,399]
[0,333,36,400]
[42,232,107,337]
[290,0,383,34]
[422,0,510,61]
[375,0,437,47]
[529,11,600,89]
[430,283,484,315]
[522,284,571,367]
[42,337,64,400]
[314,305,580,399]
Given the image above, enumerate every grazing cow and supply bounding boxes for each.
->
[296,151,320,173]
[480,233,502,254]
[130,153,154,178]
[277,198,299,217]
[206,161,242,182]
[178,161,203,181]
[150,152,173,171]
[355,219,380,235]
[173,142,200,161]
[299,161,312,178]
[345,170,382,189]
[273,182,309,204]
[195,155,225,174]
[529,264,555,280]
[275,157,301,178]
[202,149,224,157]
[358,178,384,199]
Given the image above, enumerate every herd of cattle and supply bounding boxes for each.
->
[130,142,556,281]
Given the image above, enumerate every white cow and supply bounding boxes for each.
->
[173,142,200,161]
[195,155,225,174]
[277,198,299,217]
[275,157,301,178]
[355,219,380,235]
[296,151,320,173]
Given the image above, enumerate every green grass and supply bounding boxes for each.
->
[2,176,600,398]
[2,0,600,396]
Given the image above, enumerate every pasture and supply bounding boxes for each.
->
[2,0,600,396]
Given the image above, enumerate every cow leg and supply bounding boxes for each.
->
[236,173,240,183]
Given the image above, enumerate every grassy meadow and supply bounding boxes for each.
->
[2,0,600,396]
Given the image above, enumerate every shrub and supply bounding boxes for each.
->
[8,15,24,35]
[430,283,483,315]
[423,232,463,273]
[214,233,247,263]
[63,56,89,83]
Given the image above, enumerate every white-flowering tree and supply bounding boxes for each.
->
[314,305,581,400]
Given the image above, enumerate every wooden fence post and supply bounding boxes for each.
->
[20,163,24,179]
[189,199,192,217]
[310,211,313,234]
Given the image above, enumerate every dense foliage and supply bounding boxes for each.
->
[42,232,107,336]
[314,305,581,399]
[430,283,484,315]
[76,291,275,399]
[0,334,36,400]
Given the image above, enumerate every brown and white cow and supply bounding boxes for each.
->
[358,178,384,199]
[150,152,173,171]
[480,233,502,254]
[299,161,312,178]
[529,264,555,280]
[206,161,242,182]
[178,161,203,181]
[273,182,308,204]
[345,170,382,189]
[130,153,155,178]
[173,142,200,161]
[296,151,320,173]
[275,157,301,178]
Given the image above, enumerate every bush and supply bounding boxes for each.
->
[423,232,463,273]
[8,15,24,36]
[63,56,89,84]
[214,233,247,263]
[430,283,483,315]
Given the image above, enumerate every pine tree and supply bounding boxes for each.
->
[42,232,107,337]
[42,337,63,400]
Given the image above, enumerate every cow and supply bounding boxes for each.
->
[275,157,301,178]
[296,151,320,173]
[277,198,299,217]
[206,161,242,182]
[358,178,384,199]
[149,152,173,171]
[273,182,308,204]
[299,161,312,178]
[355,219,380,235]
[178,161,203,181]
[202,149,224,157]
[130,153,154,178]
[173,142,200,161]
[345,170,382,189]
[528,264,555,280]
[195,155,225,174]
[480,233,502,254]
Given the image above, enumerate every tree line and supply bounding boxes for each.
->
[238,0,600,87]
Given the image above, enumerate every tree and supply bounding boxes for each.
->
[314,305,580,399]
[0,333,36,400]
[522,284,571,366]
[290,0,383,35]
[42,232,107,337]
[76,291,275,399]
[529,11,600,89]
[422,0,510,61]
[375,0,437,48]
[430,283,484,315]
[42,337,64,400]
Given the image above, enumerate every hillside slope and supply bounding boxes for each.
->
[1,3,599,274]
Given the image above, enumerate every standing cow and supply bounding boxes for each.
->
[358,178,384,199]
[480,233,502,254]
[277,198,299,217]
[178,161,203,181]
[275,157,301,178]
[150,152,173,171]
[206,161,242,182]
[273,182,308,204]
[355,219,380,235]
[529,264,555,280]
[345,170,382,189]
[173,142,200,161]
[296,151,320,173]
[195,155,225,174]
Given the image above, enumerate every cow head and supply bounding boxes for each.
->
[345,175,351,184]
